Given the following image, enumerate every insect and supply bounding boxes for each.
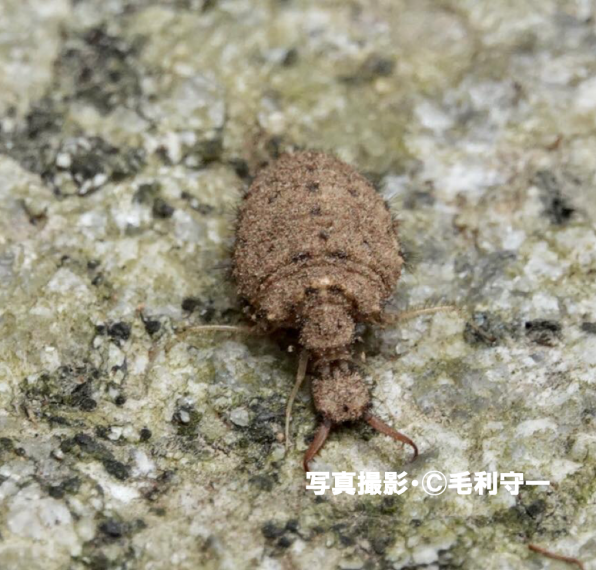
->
[182,150,480,470]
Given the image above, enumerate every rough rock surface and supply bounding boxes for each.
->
[1,1,596,569]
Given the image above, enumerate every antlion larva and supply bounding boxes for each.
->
[234,150,416,470]
[186,150,480,470]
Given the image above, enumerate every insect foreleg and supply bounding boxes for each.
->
[284,349,309,450]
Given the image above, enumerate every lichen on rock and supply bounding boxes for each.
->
[1,1,596,569]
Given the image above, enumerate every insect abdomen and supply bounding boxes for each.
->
[233,151,402,326]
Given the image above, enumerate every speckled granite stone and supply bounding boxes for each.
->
[1,1,596,569]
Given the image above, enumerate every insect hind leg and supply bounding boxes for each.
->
[164,324,261,353]
[382,304,496,343]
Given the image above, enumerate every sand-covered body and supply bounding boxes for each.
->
[233,151,414,457]
[233,151,403,339]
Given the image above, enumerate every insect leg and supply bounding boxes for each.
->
[175,324,255,336]
[164,324,260,353]
[284,349,309,451]
[383,304,496,343]
[364,411,418,460]
[303,418,333,471]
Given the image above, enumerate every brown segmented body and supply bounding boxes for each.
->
[232,150,416,469]
[233,151,402,332]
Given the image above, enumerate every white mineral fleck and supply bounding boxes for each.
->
[230,407,250,427]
